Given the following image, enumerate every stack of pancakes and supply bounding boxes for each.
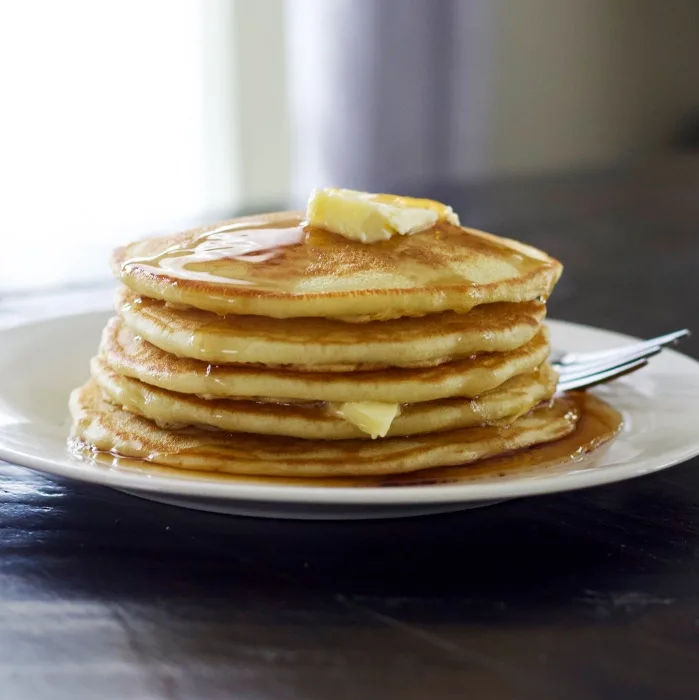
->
[70,210,574,478]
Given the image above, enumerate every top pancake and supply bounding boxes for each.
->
[114,212,562,319]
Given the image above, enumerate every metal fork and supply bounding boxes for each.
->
[553,329,690,392]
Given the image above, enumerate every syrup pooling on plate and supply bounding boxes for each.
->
[387,392,623,487]
[70,393,622,487]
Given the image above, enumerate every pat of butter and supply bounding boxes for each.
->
[332,401,400,439]
[306,187,459,243]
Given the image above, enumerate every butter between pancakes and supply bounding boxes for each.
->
[69,189,621,479]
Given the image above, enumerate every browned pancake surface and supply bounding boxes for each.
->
[114,212,562,319]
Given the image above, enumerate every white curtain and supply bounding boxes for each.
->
[285,0,493,202]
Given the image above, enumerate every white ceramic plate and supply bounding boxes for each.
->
[0,310,697,519]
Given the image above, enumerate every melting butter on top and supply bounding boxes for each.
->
[306,187,460,243]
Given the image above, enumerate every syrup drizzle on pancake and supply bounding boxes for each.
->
[124,221,306,288]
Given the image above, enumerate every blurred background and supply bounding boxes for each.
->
[1,0,698,294]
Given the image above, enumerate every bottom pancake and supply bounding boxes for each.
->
[69,380,578,477]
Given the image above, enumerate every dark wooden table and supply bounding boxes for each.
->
[2,157,699,700]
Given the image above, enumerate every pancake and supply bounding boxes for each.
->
[102,317,551,403]
[70,380,578,477]
[92,354,559,439]
[113,212,562,320]
[116,287,547,369]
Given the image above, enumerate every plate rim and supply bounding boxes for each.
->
[0,311,698,506]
